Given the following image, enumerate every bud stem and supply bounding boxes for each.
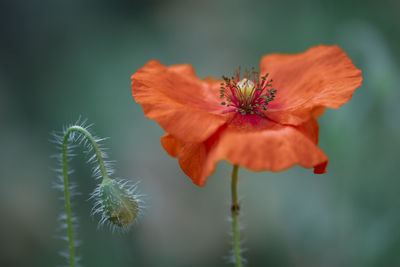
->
[231,164,242,267]
[62,125,110,267]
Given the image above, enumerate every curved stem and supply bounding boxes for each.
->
[62,126,109,267]
[231,165,242,267]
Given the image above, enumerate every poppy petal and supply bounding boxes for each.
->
[161,133,181,157]
[132,60,226,142]
[260,45,362,125]
[174,117,328,186]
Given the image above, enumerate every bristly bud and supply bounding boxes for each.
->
[51,118,144,266]
[93,178,141,229]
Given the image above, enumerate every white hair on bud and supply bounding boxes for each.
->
[90,178,145,233]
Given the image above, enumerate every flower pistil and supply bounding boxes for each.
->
[220,68,277,116]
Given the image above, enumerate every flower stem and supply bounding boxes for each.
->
[62,125,110,267]
[231,164,242,267]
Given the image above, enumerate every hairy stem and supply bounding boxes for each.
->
[62,125,110,267]
[231,165,242,267]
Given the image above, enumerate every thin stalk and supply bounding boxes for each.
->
[62,126,110,267]
[231,165,242,267]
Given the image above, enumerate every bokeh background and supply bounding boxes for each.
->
[1,0,399,266]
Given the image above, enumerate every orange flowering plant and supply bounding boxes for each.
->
[131,45,362,265]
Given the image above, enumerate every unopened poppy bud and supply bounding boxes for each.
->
[98,179,139,227]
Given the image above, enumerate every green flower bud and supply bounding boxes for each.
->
[94,178,140,228]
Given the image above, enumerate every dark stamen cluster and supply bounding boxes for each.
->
[220,68,277,117]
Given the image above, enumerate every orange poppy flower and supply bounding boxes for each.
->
[131,45,362,186]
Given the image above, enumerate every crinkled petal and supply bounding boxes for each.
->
[132,60,226,142]
[169,115,328,186]
[260,45,362,125]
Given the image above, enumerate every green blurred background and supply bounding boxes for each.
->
[1,0,399,266]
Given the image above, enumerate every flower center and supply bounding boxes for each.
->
[237,78,255,98]
[220,68,277,116]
